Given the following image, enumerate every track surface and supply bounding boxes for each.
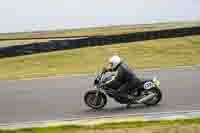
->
[0,67,200,124]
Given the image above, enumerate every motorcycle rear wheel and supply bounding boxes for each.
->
[144,88,162,106]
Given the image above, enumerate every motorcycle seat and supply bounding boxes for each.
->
[140,78,152,83]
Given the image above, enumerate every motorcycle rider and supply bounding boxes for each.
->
[102,55,141,101]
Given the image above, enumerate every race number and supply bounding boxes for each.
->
[144,81,154,90]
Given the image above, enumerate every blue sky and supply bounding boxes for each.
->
[0,0,200,33]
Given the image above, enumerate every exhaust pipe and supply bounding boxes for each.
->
[137,93,156,104]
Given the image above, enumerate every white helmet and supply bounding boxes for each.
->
[109,55,121,68]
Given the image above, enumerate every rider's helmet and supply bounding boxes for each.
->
[109,55,121,69]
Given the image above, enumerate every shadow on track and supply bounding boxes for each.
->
[82,104,162,116]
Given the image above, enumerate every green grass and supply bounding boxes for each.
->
[0,21,200,40]
[1,118,200,133]
[0,21,199,48]
[0,35,200,80]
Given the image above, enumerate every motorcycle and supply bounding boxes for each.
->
[84,70,162,109]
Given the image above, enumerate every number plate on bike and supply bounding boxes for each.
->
[144,81,154,90]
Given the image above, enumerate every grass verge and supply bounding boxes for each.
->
[0,35,200,80]
[1,118,200,133]
[0,21,200,40]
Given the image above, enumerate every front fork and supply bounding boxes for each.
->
[96,89,100,96]
[93,87,101,105]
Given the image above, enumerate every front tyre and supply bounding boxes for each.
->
[144,88,162,106]
[84,90,107,109]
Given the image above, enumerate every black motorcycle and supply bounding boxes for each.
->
[84,70,162,109]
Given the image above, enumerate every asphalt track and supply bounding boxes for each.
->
[0,66,200,125]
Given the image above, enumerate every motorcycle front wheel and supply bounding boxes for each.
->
[84,90,107,109]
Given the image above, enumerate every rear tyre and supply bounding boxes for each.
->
[84,90,107,109]
[144,88,162,106]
